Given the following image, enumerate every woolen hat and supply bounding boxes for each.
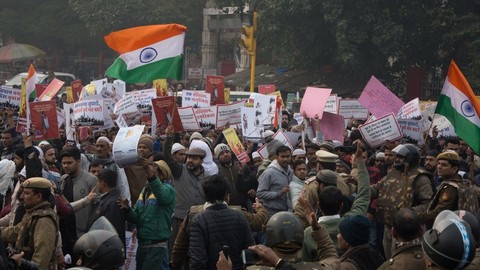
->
[155,160,173,180]
[338,215,371,246]
[171,143,185,154]
[40,143,54,155]
[316,170,337,185]
[292,149,306,157]
[214,143,231,158]
[319,141,335,153]
[189,132,203,142]
[266,140,284,156]
[22,177,53,189]
[138,134,154,152]
[315,150,338,163]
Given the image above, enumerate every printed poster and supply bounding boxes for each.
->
[70,80,83,103]
[300,87,332,119]
[216,101,245,128]
[194,106,217,129]
[206,75,225,105]
[324,94,339,114]
[63,103,76,142]
[29,100,59,140]
[241,107,263,142]
[397,119,425,145]
[397,98,421,119]
[91,78,108,96]
[73,99,105,126]
[338,99,369,119]
[253,93,277,127]
[151,96,184,132]
[258,85,275,95]
[114,95,142,126]
[178,107,200,131]
[153,79,168,97]
[0,86,21,110]
[112,125,145,168]
[358,113,403,147]
[127,88,157,116]
[38,78,65,101]
[431,115,456,137]
[223,128,250,165]
[224,88,230,104]
[182,90,211,108]
[35,84,48,98]
[359,76,405,118]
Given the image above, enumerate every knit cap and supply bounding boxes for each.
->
[214,143,231,158]
[138,134,154,152]
[338,215,371,246]
[171,143,185,154]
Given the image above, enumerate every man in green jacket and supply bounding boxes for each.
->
[118,158,175,270]
[301,144,371,261]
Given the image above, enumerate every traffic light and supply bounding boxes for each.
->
[240,25,255,55]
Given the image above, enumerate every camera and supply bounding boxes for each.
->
[242,249,259,266]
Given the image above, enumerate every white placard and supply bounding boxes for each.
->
[193,106,217,129]
[397,118,425,145]
[324,94,339,114]
[358,113,403,147]
[216,101,245,128]
[181,90,211,108]
[112,125,145,167]
[338,99,369,119]
[397,98,421,119]
[241,107,263,142]
[178,107,200,131]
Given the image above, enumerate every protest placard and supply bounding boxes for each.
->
[241,107,263,142]
[151,96,183,132]
[56,108,65,129]
[153,79,169,97]
[319,111,345,143]
[359,76,405,118]
[127,88,157,116]
[253,93,277,127]
[73,99,105,126]
[178,107,200,131]
[193,106,217,129]
[112,125,145,167]
[216,101,244,128]
[38,78,65,101]
[257,130,293,159]
[69,80,82,103]
[324,94,339,114]
[206,75,225,105]
[223,128,250,164]
[397,98,421,119]
[224,88,230,104]
[102,99,116,130]
[91,78,107,95]
[299,87,332,118]
[114,95,141,126]
[258,85,275,95]
[182,90,211,108]
[63,103,76,142]
[0,86,21,110]
[338,99,369,119]
[420,101,437,120]
[29,100,59,140]
[397,119,425,145]
[284,131,302,148]
[358,113,402,147]
[122,231,137,270]
[431,115,456,137]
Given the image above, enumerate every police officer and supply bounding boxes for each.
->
[0,177,58,270]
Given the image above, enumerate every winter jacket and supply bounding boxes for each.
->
[126,176,175,245]
[288,175,305,207]
[257,160,293,216]
[189,203,254,270]
[217,161,255,208]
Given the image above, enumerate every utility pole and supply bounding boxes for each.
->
[240,11,257,92]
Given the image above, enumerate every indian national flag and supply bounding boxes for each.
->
[26,64,37,99]
[104,24,187,83]
[435,61,480,154]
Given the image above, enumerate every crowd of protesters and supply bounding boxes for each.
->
[0,103,478,270]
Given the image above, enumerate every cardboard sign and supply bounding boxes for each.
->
[193,106,217,129]
[29,100,59,140]
[206,75,225,105]
[258,85,275,95]
[223,128,250,165]
[182,90,211,108]
[0,86,21,110]
[324,94,339,114]
[91,78,108,95]
[73,99,105,126]
[397,119,425,145]
[216,101,245,128]
[431,115,456,137]
[397,98,421,119]
[127,88,157,116]
[35,84,48,98]
[338,99,369,119]
[241,107,263,142]
[114,95,142,126]
[359,76,405,118]
[151,96,183,132]
[178,107,200,131]
[319,111,345,143]
[358,113,403,147]
[300,87,332,118]
[38,78,65,101]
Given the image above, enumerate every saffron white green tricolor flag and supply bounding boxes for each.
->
[435,61,480,154]
[104,24,187,83]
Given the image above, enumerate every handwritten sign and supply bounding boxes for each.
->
[182,90,211,108]
[359,76,405,118]
[358,113,403,147]
[338,99,369,119]
[216,101,245,128]
[300,87,332,118]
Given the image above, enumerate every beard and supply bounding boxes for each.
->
[281,122,289,129]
